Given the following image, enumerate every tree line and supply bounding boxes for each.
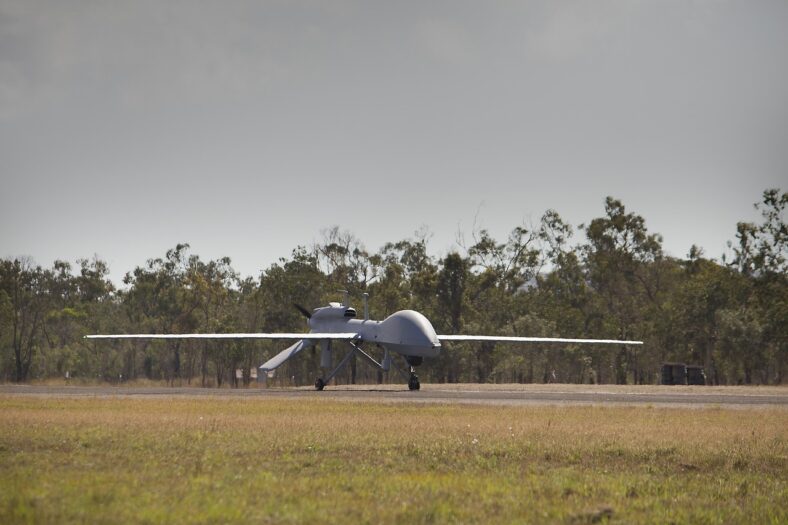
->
[1,190,785,386]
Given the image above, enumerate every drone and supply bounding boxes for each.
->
[86,291,642,390]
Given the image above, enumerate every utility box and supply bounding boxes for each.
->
[661,363,687,385]
[686,365,706,385]
[661,363,706,385]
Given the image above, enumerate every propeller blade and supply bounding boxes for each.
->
[293,303,312,319]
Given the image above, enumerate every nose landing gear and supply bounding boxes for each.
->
[404,356,422,391]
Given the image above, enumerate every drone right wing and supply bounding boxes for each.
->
[438,335,642,345]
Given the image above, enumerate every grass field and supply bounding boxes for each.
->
[1,395,786,524]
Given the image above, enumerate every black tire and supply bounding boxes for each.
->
[315,378,325,391]
[408,374,420,391]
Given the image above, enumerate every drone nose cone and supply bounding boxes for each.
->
[378,310,440,357]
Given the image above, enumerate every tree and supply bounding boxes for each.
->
[1,188,783,385]
[183,255,238,387]
[582,197,664,384]
[234,276,265,386]
[316,227,376,293]
[122,244,194,383]
[434,253,470,382]
[0,259,48,382]
[726,189,787,383]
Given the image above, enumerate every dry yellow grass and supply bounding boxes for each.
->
[0,396,786,524]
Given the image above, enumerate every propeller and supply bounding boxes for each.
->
[293,303,312,319]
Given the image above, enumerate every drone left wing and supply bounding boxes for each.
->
[438,335,642,345]
[84,333,358,340]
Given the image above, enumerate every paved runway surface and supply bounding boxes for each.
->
[2,384,786,407]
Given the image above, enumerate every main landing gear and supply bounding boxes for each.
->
[313,343,423,391]
[408,371,420,391]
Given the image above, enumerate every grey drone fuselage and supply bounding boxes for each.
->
[308,303,441,359]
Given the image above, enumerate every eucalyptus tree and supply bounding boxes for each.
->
[582,198,665,384]
[462,225,543,383]
[377,234,439,316]
[316,227,377,296]
[726,189,787,383]
[79,258,117,375]
[75,257,119,378]
[533,211,598,383]
[121,244,194,382]
[183,254,238,386]
[42,261,81,355]
[0,284,10,381]
[0,258,48,382]
[433,252,470,382]
[233,275,265,386]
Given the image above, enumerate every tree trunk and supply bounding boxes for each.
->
[350,354,357,385]
[615,347,628,384]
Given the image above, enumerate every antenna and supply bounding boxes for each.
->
[338,290,349,307]
[362,293,369,320]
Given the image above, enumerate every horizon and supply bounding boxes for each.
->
[3,188,775,288]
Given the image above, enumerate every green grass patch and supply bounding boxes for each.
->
[0,397,785,524]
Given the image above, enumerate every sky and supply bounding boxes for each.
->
[1,1,786,284]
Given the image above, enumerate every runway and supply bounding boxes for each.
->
[2,383,786,407]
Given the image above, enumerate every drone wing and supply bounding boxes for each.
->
[438,335,642,345]
[84,333,357,340]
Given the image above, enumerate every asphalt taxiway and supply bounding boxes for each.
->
[1,384,786,408]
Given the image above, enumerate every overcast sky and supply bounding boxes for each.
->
[1,1,786,284]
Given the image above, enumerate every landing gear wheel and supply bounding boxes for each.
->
[315,377,325,391]
[408,373,420,391]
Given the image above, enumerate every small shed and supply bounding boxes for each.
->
[661,363,706,385]
[686,365,706,385]
[661,363,687,385]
